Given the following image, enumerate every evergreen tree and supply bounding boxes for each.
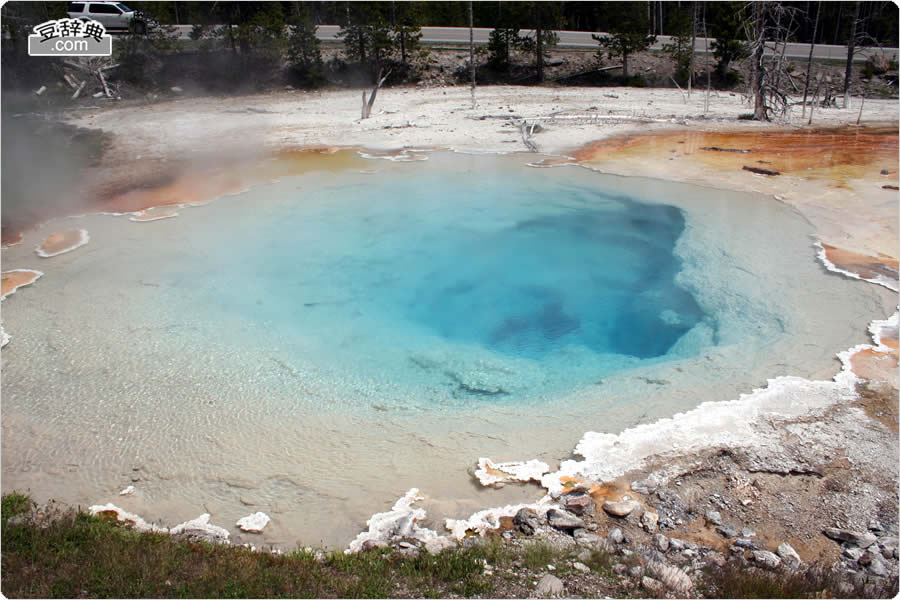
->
[591,2,655,78]
[287,4,324,87]
[663,5,694,85]
[708,1,750,82]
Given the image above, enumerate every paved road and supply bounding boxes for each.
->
[168,24,896,62]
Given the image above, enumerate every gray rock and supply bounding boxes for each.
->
[546,509,584,531]
[705,510,723,526]
[668,538,685,552]
[628,565,643,578]
[877,536,898,560]
[868,519,884,533]
[641,511,659,532]
[652,533,669,552]
[576,549,592,562]
[864,553,889,577]
[603,500,638,517]
[573,528,607,547]
[659,517,675,529]
[514,508,541,535]
[706,551,727,568]
[741,527,756,538]
[751,550,782,569]
[613,563,628,575]
[648,561,694,592]
[842,545,864,561]
[572,561,591,574]
[641,576,664,593]
[631,479,658,495]
[733,538,755,548]
[562,492,594,516]
[716,523,739,538]
[776,542,802,568]
[823,527,877,548]
[535,574,564,597]
[608,527,624,545]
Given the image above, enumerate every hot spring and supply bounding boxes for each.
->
[1,151,892,548]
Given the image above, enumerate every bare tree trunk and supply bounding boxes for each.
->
[750,3,767,120]
[704,2,711,113]
[843,0,860,109]
[469,0,476,108]
[688,1,697,97]
[535,2,544,83]
[361,69,391,119]
[801,0,820,120]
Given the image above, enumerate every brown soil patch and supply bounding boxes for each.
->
[1,270,42,300]
[37,231,86,256]
[572,126,899,183]
[854,380,899,433]
[821,243,900,282]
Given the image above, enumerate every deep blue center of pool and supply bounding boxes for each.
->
[407,201,701,360]
[185,160,709,401]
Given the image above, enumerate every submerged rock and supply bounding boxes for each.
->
[236,512,270,533]
[170,513,230,543]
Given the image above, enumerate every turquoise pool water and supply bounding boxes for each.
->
[2,151,893,548]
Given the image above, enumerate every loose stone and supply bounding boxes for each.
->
[562,492,593,516]
[823,528,877,548]
[716,523,739,538]
[777,542,802,567]
[514,508,541,535]
[652,533,669,552]
[608,528,624,545]
[733,538,755,548]
[572,561,590,574]
[641,511,659,532]
[751,550,782,569]
[631,479,658,495]
[603,500,638,517]
[534,574,564,598]
[573,528,606,547]
[705,510,723,526]
[641,576,664,593]
[546,509,584,531]
[741,527,756,538]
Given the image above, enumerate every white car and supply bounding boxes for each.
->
[66,1,151,34]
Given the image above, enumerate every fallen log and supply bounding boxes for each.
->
[701,146,752,153]
[71,80,87,100]
[742,165,781,176]
[97,70,111,98]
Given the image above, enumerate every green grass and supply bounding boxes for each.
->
[0,493,502,598]
[697,561,899,599]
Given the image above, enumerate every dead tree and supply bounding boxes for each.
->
[742,2,800,121]
[843,1,861,109]
[469,0,476,109]
[361,69,391,120]
[801,1,821,120]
